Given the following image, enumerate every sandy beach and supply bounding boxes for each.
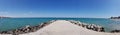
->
[1,20,120,35]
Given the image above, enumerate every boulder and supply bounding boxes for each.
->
[111,30,120,33]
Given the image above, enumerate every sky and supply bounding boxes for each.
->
[0,0,120,18]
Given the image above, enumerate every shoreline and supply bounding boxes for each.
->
[0,20,120,35]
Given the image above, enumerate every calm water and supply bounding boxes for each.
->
[0,18,120,32]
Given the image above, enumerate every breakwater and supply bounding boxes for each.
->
[0,20,56,35]
[67,20,105,32]
[0,20,120,35]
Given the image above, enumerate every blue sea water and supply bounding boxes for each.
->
[0,18,120,32]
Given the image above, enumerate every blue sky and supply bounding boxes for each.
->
[0,0,120,18]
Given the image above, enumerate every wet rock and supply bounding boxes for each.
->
[0,31,8,34]
[111,30,120,33]
[100,27,105,32]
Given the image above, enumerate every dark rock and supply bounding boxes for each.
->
[68,20,105,32]
[100,27,105,32]
[111,30,120,33]
[0,31,8,34]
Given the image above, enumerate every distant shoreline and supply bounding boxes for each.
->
[0,16,10,18]
[0,16,107,19]
[110,16,120,19]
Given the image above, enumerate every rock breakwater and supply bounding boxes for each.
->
[0,20,56,35]
[111,30,120,33]
[1,20,120,35]
[67,20,105,32]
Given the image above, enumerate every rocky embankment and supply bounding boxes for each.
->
[0,20,120,35]
[67,20,105,32]
[0,20,56,35]
[68,20,120,33]
[111,30,120,33]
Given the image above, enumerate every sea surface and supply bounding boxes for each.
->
[0,18,120,32]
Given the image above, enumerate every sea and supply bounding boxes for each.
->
[0,18,120,32]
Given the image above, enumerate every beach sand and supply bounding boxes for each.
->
[1,20,120,35]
